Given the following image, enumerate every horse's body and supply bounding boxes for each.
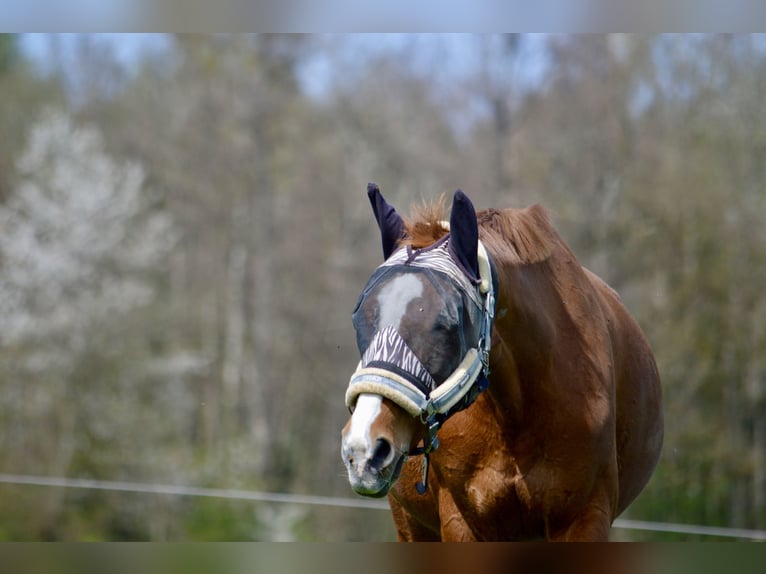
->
[342,187,663,541]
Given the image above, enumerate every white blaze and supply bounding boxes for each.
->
[377,274,423,330]
[344,393,382,463]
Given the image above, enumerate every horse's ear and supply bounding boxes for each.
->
[448,190,480,283]
[367,182,405,259]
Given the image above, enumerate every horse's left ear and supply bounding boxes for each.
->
[448,190,480,283]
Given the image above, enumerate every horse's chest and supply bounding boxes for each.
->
[431,428,543,539]
[440,455,540,539]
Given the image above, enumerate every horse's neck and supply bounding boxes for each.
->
[487,261,564,424]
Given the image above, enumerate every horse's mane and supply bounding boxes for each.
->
[403,197,554,265]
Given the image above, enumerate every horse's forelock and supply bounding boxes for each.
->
[402,196,450,249]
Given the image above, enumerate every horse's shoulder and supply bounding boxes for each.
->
[581,267,648,348]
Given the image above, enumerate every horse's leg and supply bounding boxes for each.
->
[438,488,477,541]
[440,514,477,541]
[547,489,613,542]
[389,500,441,541]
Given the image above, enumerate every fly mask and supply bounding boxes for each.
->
[346,231,496,492]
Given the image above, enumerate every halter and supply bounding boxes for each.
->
[346,229,497,494]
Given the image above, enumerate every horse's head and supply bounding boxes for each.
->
[341,184,495,498]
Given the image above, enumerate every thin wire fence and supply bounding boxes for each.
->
[1,473,765,540]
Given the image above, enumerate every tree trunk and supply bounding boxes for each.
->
[221,232,247,438]
[753,414,765,526]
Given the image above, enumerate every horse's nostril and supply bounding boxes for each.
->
[370,438,392,470]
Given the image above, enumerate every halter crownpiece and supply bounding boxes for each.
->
[346,230,497,493]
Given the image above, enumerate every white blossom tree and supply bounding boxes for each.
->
[0,109,173,359]
[0,110,176,533]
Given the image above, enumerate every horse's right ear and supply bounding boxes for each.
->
[367,183,405,259]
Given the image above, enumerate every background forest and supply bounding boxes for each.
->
[0,34,764,541]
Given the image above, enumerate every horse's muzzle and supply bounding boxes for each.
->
[342,438,405,498]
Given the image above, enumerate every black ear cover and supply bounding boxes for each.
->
[367,182,405,259]
[447,190,480,283]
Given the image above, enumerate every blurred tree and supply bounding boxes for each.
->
[0,34,63,202]
[0,34,17,74]
[478,34,521,195]
[0,109,174,538]
[87,34,316,491]
[0,110,172,346]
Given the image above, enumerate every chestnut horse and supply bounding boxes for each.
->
[341,184,663,541]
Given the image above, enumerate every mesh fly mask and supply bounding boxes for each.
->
[346,233,497,493]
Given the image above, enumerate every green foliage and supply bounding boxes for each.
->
[182,499,260,541]
[0,34,17,74]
